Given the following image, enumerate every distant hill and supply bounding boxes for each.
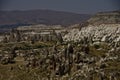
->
[87,11,120,25]
[0,9,90,27]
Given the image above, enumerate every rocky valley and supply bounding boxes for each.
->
[0,11,120,80]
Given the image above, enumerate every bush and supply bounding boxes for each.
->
[94,44,100,49]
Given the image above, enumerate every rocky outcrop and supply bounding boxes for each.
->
[63,11,120,48]
[63,24,120,47]
[0,36,4,42]
[2,24,66,43]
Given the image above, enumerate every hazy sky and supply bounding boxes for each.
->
[0,0,120,13]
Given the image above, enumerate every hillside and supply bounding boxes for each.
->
[88,11,120,24]
[0,9,90,26]
[63,11,120,43]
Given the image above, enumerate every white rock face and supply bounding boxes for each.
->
[63,24,120,44]
[0,36,4,42]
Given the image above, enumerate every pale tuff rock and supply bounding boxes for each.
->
[2,24,66,43]
[0,36,4,42]
[63,24,120,44]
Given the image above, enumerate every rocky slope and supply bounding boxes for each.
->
[64,24,120,44]
[88,11,120,24]
[63,11,120,46]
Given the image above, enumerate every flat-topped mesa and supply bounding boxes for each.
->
[88,11,120,25]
